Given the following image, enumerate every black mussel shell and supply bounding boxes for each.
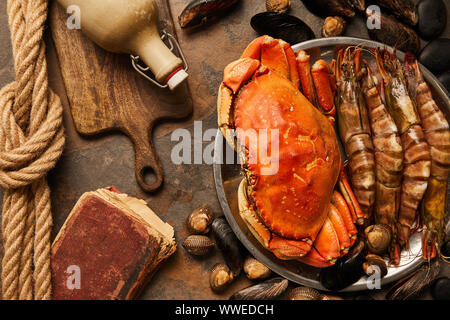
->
[419,38,450,74]
[230,277,289,300]
[431,278,450,300]
[320,240,365,291]
[366,9,420,54]
[251,12,315,45]
[418,0,447,40]
[301,0,355,18]
[211,217,245,277]
[441,240,450,257]
[178,0,240,29]
[374,0,418,26]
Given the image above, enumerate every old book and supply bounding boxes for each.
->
[51,187,176,300]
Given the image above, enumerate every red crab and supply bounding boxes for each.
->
[217,36,362,267]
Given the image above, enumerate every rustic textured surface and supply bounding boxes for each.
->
[0,0,449,299]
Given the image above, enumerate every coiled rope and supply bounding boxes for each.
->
[0,0,64,300]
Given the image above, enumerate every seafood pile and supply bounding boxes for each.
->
[216,35,450,292]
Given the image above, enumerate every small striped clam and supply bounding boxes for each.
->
[182,235,214,256]
[243,257,271,280]
[288,286,343,300]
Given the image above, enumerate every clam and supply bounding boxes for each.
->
[211,217,245,277]
[266,0,290,13]
[210,263,234,292]
[288,287,321,300]
[250,12,315,45]
[365,224,392,255]
[320,240,365,291]
[350,0,365,11]
[322,16,346,38]
[187,204,214,234]
[182,235,214,256]
[363,254,388,278]
[386,260,440,300]
[243,257,271,280]
[431,277,450,300]
[230,277,289,300]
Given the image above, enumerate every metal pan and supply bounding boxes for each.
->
[213,37,450,292]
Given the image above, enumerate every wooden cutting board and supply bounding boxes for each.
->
[49,0,192,193]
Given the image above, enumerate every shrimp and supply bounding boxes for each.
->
[403,53,450,261]
[376,48,431,250]
[335,48,376,223]
[361,60,403,264]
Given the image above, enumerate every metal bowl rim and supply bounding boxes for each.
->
[213,37,450,292]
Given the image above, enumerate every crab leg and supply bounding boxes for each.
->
[296,50,318,106]
[332,191,358,244]
[312,59,336,118]
[403,54,450,260]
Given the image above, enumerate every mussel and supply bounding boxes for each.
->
[182,235,214,256]
[374,0,418,26]
[230,277,288,300]
[211,217,245,277]
[243,257,271,280]
[266,0,291,13]
[430,277,450,300]
[386,260,440,300]
[178,0,240,29]
[301,0,355,18]
[250,12,315,45]
[365,224,392,255]
[320,240,365,291]
[210,263,234,292]
[366,9,420,54]
[187,204,214,234]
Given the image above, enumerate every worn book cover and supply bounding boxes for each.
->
[51,187,176,300]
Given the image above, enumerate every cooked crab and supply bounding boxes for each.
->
[217,36,360,267]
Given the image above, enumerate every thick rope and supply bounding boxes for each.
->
[0,0,64,300]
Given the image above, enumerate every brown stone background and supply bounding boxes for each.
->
[0,0,449,300]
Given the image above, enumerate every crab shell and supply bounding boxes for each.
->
[218,36,350,267]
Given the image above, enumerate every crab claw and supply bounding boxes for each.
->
[218,58,262,148]
[241,35,300,89]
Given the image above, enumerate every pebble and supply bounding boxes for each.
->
[418,0,447,40]
[419,38,450,74]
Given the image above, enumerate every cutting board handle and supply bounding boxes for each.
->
[131,128,164,192]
